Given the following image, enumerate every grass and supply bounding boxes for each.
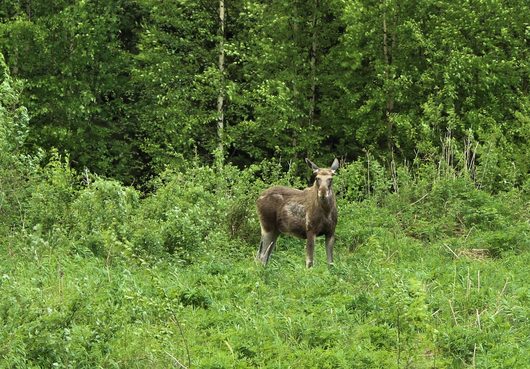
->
[2,217,529,368]
[1,162,529,368]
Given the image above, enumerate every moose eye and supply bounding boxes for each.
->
[316,178,321,185]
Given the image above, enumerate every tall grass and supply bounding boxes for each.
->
[0,150,528,368]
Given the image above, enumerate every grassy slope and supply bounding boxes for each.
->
[2,193,529,369]
[1,161,529,368]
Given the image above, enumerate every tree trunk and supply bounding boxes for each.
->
[382,5,395,151]
[217,0,225,159]
[309,0,319,127]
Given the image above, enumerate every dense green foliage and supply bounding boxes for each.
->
[1,1,529,368]
[1,0,528,184]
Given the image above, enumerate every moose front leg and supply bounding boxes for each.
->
[325,234,335,265]
[305,232,316,268]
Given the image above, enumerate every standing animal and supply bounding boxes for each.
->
[256,158,339,267]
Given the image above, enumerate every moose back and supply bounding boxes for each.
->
[256,158,339,267]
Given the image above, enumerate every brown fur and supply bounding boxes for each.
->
[256,158,339,267]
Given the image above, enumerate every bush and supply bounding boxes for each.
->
[71,177,139,257]
[130,167,224,261]
[467,224,530,257]
[0,52,34,237]
[25,151,77,233]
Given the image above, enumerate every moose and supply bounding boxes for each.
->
[256,158,339,268]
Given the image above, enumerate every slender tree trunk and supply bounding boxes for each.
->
[26,0,32,20]
[383,8,390,68]
[309,0,319,127]
[217,0,225,159]
[382,4,395,151]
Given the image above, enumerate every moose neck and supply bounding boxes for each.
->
[311,185,335,213]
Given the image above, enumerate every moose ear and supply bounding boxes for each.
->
[330,158,339,173]
[305,158,320,172]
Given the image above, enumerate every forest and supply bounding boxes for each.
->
[0,0,529,368]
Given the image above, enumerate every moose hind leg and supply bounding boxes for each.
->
[257,230,278,265]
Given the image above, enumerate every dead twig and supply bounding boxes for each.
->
[165,351,188,369]
[449,299,458,326]
[444,244,459,259]
[410,193,429,207]
[170,314,191,369]
[457,248,490,260]
[492,278,510,318]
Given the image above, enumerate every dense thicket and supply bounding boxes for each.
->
[1,0,528,187]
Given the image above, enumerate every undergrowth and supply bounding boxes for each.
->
[0,154,529,368]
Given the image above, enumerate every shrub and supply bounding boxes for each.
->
[467,224,530,257]
[71,177,139,257]
[25,151,77,233]
[131,167,223,261]
[0,52,34,237]
[178,287,212,309]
